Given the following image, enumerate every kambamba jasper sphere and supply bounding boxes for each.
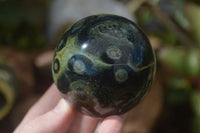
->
[52,14,156,117]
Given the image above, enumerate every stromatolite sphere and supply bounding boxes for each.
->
[52,14,156,117]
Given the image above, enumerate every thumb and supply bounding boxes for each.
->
[15,99,75,133]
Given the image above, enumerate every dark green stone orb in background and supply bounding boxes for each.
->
[52,14,156,117]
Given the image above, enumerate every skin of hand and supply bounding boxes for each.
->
[14,84,126,133]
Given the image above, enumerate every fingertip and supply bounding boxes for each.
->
[53,98,73,114]
[97,115,126,133]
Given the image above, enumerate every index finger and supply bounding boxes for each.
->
[17,84,62,127]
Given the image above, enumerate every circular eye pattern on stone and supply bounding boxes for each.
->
[69,80,87,91]
[106,46,122,60]
[114,69,128,83]
[53,58,60,74]
[73,60,86,74]
[68,54,93,75]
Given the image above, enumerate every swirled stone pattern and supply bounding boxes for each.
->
[52,14,156,117]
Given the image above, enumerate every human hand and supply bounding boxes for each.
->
[14,84,126,133]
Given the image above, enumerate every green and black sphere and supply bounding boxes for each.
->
[52,14,156,117]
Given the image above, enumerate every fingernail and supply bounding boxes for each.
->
[54,99,70,113]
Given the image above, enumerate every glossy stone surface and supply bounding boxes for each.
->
[52,14,156,117]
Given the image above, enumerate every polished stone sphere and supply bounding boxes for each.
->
[52,14,156,117]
